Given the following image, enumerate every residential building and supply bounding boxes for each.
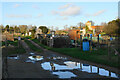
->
[85,21,94,30]
[35,28,42,39]
[2,31,14,41]
[68,29,80,40]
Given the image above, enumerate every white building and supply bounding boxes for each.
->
[85,21,94,30]
[35,28,42,39]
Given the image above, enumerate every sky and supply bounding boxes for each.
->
[0,2,118,29]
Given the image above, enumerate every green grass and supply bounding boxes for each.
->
[31,39,51,49]
[51,48,119,68]
[2,40,18,46]
[31,39,119,69]
[24,39,42,53]
[2,40,26,56]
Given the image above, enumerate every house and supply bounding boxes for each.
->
[35,28,42,39]
[80,27,86,36]
[55,30,68,35]
[91,26,104,36]
[85,21,94,30]
[85,21,104,35]
[35,28,42,35]
[2,31,14,41]
[68,29,81,40]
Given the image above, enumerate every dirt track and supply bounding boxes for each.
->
[6,40,119,79]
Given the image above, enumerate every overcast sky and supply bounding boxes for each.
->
[1,2,118,29]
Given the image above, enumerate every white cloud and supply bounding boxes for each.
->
[62,17,68,20]
[56,17,68,20]
[13,4,21,8]
[6,14,32,18]
[59,6,81,16]
[86,9,106,17]
[32,5,40,9]
[51,10,59,15]
[52,3,81,16]
[59,3,73,9]
[36,14,43,17]
[93,10,106,16]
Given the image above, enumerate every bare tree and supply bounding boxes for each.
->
[19,25,28,36]
[78,22,85,29]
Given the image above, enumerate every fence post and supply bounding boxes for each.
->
[108,41,111,60]
[90,34,92,52]
[80,35,82,49]
[5,36,7,47]
[75,37,77,48]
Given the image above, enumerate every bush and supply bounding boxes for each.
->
[41,38,47,45]
[53,37,71,48]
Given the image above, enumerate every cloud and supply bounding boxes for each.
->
[56,17,68,20]
[52,3,81,16]
[86,9,106,17]
[59,6,81,16]
[32,5,40,9]
[36,14,43,18]
[13,4,21,8]
[51,10,59,15]
[59,3,73,9]
[37,14,43,17]
[62,17,68,20]
[6,14,32,18]
[93,10,106,16]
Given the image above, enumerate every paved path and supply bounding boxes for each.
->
[7,40,119,79]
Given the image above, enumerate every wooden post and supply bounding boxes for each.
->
[109,71,111,77]
[52,37,54,47]
[50,36,53,47]
[75,37,77,48]
[97,34,99,46]
[5,38,7,47]
[18,36,21,48]
[80,63,82,70]
[90,34,92,52]
[5,34,7,47]
[47,37,49,46]
[97,67,99,74]
[108,42,111,60]
[90,65,92,73]
[75,62,77,66]
[80,35,82,49]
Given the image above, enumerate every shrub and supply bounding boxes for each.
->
[41,38,47,45]
[53,37,71,48]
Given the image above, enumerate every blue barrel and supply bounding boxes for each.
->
[83,39,89,51]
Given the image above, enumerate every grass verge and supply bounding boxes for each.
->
[2,40,26,56]
[31,39,119,69]
[24,39,42,53]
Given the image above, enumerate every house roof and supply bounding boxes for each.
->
[87,21,90,23]
[91,26,103,29]
[69,29,80,32]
